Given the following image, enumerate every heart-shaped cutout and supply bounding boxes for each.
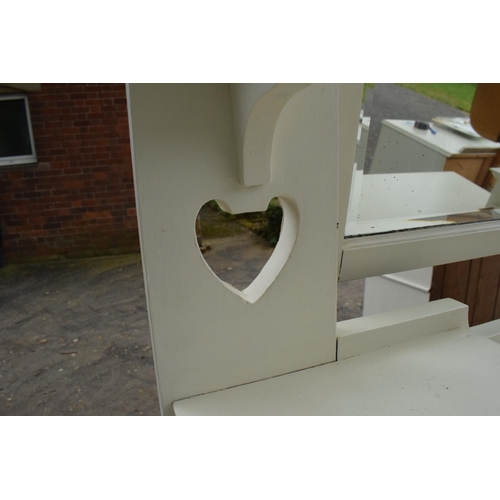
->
[197,196,299,303]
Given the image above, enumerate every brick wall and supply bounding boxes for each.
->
[0,83,140,264]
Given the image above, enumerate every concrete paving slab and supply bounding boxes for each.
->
[0,255,159,415]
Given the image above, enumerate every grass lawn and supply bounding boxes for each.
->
[395,83,476,112]
[363,83,476,112]
[362,83,375,102]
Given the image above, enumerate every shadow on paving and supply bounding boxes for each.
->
[0,255,159,416]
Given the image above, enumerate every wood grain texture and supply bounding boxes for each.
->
[441,261,471,304]
[472,255,500,325]
[443,154,495,186]
[430,265,445,302]
[431,256,500,327]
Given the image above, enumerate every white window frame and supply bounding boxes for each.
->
[0,93,37,167]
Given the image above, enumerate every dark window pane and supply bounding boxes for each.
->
[0,98,33,158]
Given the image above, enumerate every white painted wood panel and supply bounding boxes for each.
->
[127,84,362,415]
[337,84,364,272]
[174,301,500,416]
[470,319,500,342]
[338,299,468,360]
[229,83,311,186]
[363,271,432,316]
[127,84,500,417]
[340,219,500,281]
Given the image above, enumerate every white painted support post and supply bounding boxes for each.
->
[127,84,361,415]
[337,84,364,273]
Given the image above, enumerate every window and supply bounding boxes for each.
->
[0,94,37,166]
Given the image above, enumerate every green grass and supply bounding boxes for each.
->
[395,83,477,112]
[362,83,375,102]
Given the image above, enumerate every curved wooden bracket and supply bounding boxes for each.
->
[229,83,311,186]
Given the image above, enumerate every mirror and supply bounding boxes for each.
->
[345,84,500,238]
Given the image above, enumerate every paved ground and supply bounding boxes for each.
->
[198,204,274,291]
[0,214,364,416]
[0,254,158,415]
[1,84,465,415]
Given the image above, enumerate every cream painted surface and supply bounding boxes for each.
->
[128,83,500,417]
[354,116,370,171]
[340,219,500,281]
[337,84,363,273]
[173,299,500,416]
[229,84,311,186]
[174,324,500,415]
[381,267,433,291]
[363,273,431,316]
[228,83,275,186]
[471,319,500,341]
[337,299,468,360]
[127,84,355,415]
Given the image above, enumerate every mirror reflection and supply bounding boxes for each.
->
[345,84,500,238]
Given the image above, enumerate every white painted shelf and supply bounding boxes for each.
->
[174,300,500,416]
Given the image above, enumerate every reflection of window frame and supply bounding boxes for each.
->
[0,93,37,167]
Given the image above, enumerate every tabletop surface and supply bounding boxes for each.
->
[174,326,500,416]
[383,119,500,156]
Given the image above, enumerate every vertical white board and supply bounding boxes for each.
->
[128,84,353,414]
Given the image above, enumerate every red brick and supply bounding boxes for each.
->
[1,83,139,264]
[63,180,85,189]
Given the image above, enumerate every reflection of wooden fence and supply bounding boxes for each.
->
[431,150,500,326]
[443,152,498,188]
[431,256,500,326]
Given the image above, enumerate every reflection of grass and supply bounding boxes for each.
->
[200,222,243,239]
[396,83,476,112]
[363,83,374,102]
[199,202,245,238]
